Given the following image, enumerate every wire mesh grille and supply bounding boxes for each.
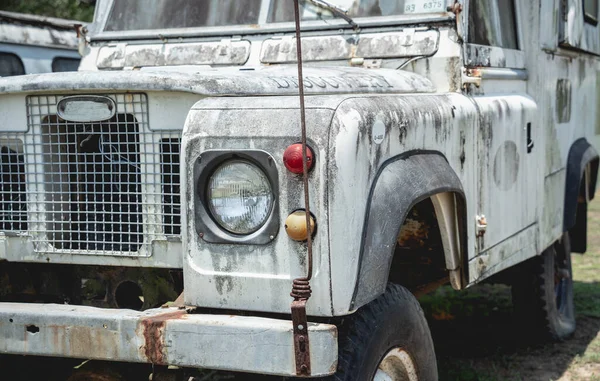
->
[0,140,27,231]
[0,93,182,257]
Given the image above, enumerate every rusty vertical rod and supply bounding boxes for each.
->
[293,0,313,280]
[290,0,313,376]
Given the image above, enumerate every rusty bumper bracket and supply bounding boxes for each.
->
[291,298,311,376]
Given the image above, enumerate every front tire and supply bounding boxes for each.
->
[512,234,575,341]
[333,284,437,381]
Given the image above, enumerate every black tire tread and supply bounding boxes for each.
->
[512,238,575,341]
[333,283,434,381]
[515,254,557,339]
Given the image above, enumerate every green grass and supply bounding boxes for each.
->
[574,281,600,318]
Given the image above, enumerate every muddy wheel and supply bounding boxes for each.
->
[331,283,437,381]
[512,234,576,341]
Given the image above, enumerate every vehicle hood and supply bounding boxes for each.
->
[0,66,435,96]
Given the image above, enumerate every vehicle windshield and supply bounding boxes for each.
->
[104,0,448,31]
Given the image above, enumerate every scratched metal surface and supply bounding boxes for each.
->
[0,303,338,377]
[0,0,598,376]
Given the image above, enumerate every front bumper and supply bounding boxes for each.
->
[0,303,338,377]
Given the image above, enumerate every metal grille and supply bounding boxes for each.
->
[0,93,183,257]
[160,138,181,236]
[0,140,27,231]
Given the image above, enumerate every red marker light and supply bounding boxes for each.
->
[283,143,314,174]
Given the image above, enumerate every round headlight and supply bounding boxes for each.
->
[207,160,274,235]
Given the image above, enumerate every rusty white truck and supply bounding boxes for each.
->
[0,0,599,380]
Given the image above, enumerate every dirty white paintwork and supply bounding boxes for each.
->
[0,0,598,373]
[181,0,598,315]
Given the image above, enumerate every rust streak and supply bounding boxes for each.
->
[139,310,186,365]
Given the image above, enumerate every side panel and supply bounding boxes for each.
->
[526,0,600,253]
[473,95,538,253]
[0,43,80,74]
[461,0,599,279]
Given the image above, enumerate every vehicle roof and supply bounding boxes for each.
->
[0,11,80,30]
[0,11,79,50]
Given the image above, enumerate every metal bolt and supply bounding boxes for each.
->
[476,215,487,237]
[199,232,204,238]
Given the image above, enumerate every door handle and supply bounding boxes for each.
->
[527,122,534,153]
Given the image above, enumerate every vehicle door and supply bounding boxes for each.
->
[465,0,539,275]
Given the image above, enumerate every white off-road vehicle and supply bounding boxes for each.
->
[0,11,81,75]
[0,0,599,380]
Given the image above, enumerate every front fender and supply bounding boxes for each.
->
[351,152,466,310]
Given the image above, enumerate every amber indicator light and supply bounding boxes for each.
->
[285,210,316,241]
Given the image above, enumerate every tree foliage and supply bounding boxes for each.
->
[0,0,94,22]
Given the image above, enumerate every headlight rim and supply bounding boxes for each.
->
[193,150,280,245]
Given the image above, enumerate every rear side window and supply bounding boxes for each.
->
[0,53,25,77]
[584,0,598,24]
[469,0,519,49]
[52,57,80,72]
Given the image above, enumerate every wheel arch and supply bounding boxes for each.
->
[350,151,468,310]
[564,138,599,253]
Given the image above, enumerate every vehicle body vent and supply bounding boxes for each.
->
[160,138,181,236]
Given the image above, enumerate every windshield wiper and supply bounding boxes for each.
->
[301,0,360,32]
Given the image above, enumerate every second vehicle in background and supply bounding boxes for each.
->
[0,11,81,76]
